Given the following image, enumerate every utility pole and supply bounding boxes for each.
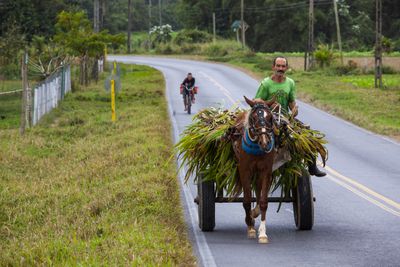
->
[374,0,383,88]
[305,0,314,70]
[158,0,162,25]
[20,51,30,135]
[333,0,343,65]
[241,0,245,48]
[94,0,100,32]
[149,0,152,30]
[127,0,132,53]
[213,12,216,43]
[100,0,105,29]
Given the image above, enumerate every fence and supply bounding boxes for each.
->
[32,65,71,125]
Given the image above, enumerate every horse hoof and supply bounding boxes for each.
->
[258,236,269,244]
[247,228,257,239]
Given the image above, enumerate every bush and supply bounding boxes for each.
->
[178,43,201,54]
[315,44,336,68]
[333,60,359,75]
[203,44,228,57]
[382,65,398,74]
[202,41,242,58]
[174,29,212,45]
[255,60,273,71]
[149,25,173,44]
[382,36,393,54]
[155,43,174,54]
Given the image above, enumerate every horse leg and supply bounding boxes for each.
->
[251,177,261,219]
[239,166,256,238]
[258,170,272,244]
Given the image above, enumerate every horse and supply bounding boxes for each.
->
[231,96,278,244]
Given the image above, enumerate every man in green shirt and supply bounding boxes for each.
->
[255,56,326,177]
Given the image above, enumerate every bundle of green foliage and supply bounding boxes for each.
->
[175,107,328,200]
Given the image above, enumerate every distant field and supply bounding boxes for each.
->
[292,73,400,139]
[284,55,400,71]
[0,64,195,265]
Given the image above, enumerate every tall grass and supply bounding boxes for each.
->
[0,64,195,266]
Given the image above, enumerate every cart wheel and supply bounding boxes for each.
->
[197,174,215,231]
[292,169,314,230]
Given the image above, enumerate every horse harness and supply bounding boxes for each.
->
[242,103,276,155]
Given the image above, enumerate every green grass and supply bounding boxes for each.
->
[0,80,22,129]
[0,64,195,266]
[292,72,400,138]
[340,75,400,89]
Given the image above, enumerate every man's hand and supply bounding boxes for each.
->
[291,105,299,117]
[289,101,298,117]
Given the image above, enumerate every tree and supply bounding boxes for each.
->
[54,11,124,85]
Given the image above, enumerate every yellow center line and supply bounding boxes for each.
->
[322,163,400,211]
[327,174,400,217]
[318,161,400,216]
[198,71,236,105]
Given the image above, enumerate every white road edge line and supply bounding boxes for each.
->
[160,71,217,267]
[319,161,400,212]
[300,100,400,146]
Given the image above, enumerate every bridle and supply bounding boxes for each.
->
[246,103,275,153]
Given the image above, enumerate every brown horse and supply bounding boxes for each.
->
[232,96,277,243]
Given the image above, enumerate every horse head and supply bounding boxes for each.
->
[243,96,276,153]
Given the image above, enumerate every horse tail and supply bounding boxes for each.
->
[232,168,243,197]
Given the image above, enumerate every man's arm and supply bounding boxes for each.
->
[254,80,269,100]
[288,78,298,117]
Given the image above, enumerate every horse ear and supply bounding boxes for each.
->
[244,96,255,107]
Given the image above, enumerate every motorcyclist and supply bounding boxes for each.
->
[181,73,196,111]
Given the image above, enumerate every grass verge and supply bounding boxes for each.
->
[0,64,195,266]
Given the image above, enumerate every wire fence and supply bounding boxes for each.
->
[32,65,71,125]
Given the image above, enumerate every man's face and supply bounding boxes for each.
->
[187,74,192,80]
[272,58,288,77]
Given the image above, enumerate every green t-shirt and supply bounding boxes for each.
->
[255,77,296,113]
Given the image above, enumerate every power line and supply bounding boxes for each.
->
[214,0,332,12]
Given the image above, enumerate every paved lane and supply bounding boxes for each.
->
[110,56,400,267]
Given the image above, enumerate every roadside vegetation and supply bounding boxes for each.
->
[0,64,195,266]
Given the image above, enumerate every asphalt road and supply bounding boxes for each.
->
[109,55,400,267]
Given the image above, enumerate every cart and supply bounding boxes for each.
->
[194,168,314,232]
